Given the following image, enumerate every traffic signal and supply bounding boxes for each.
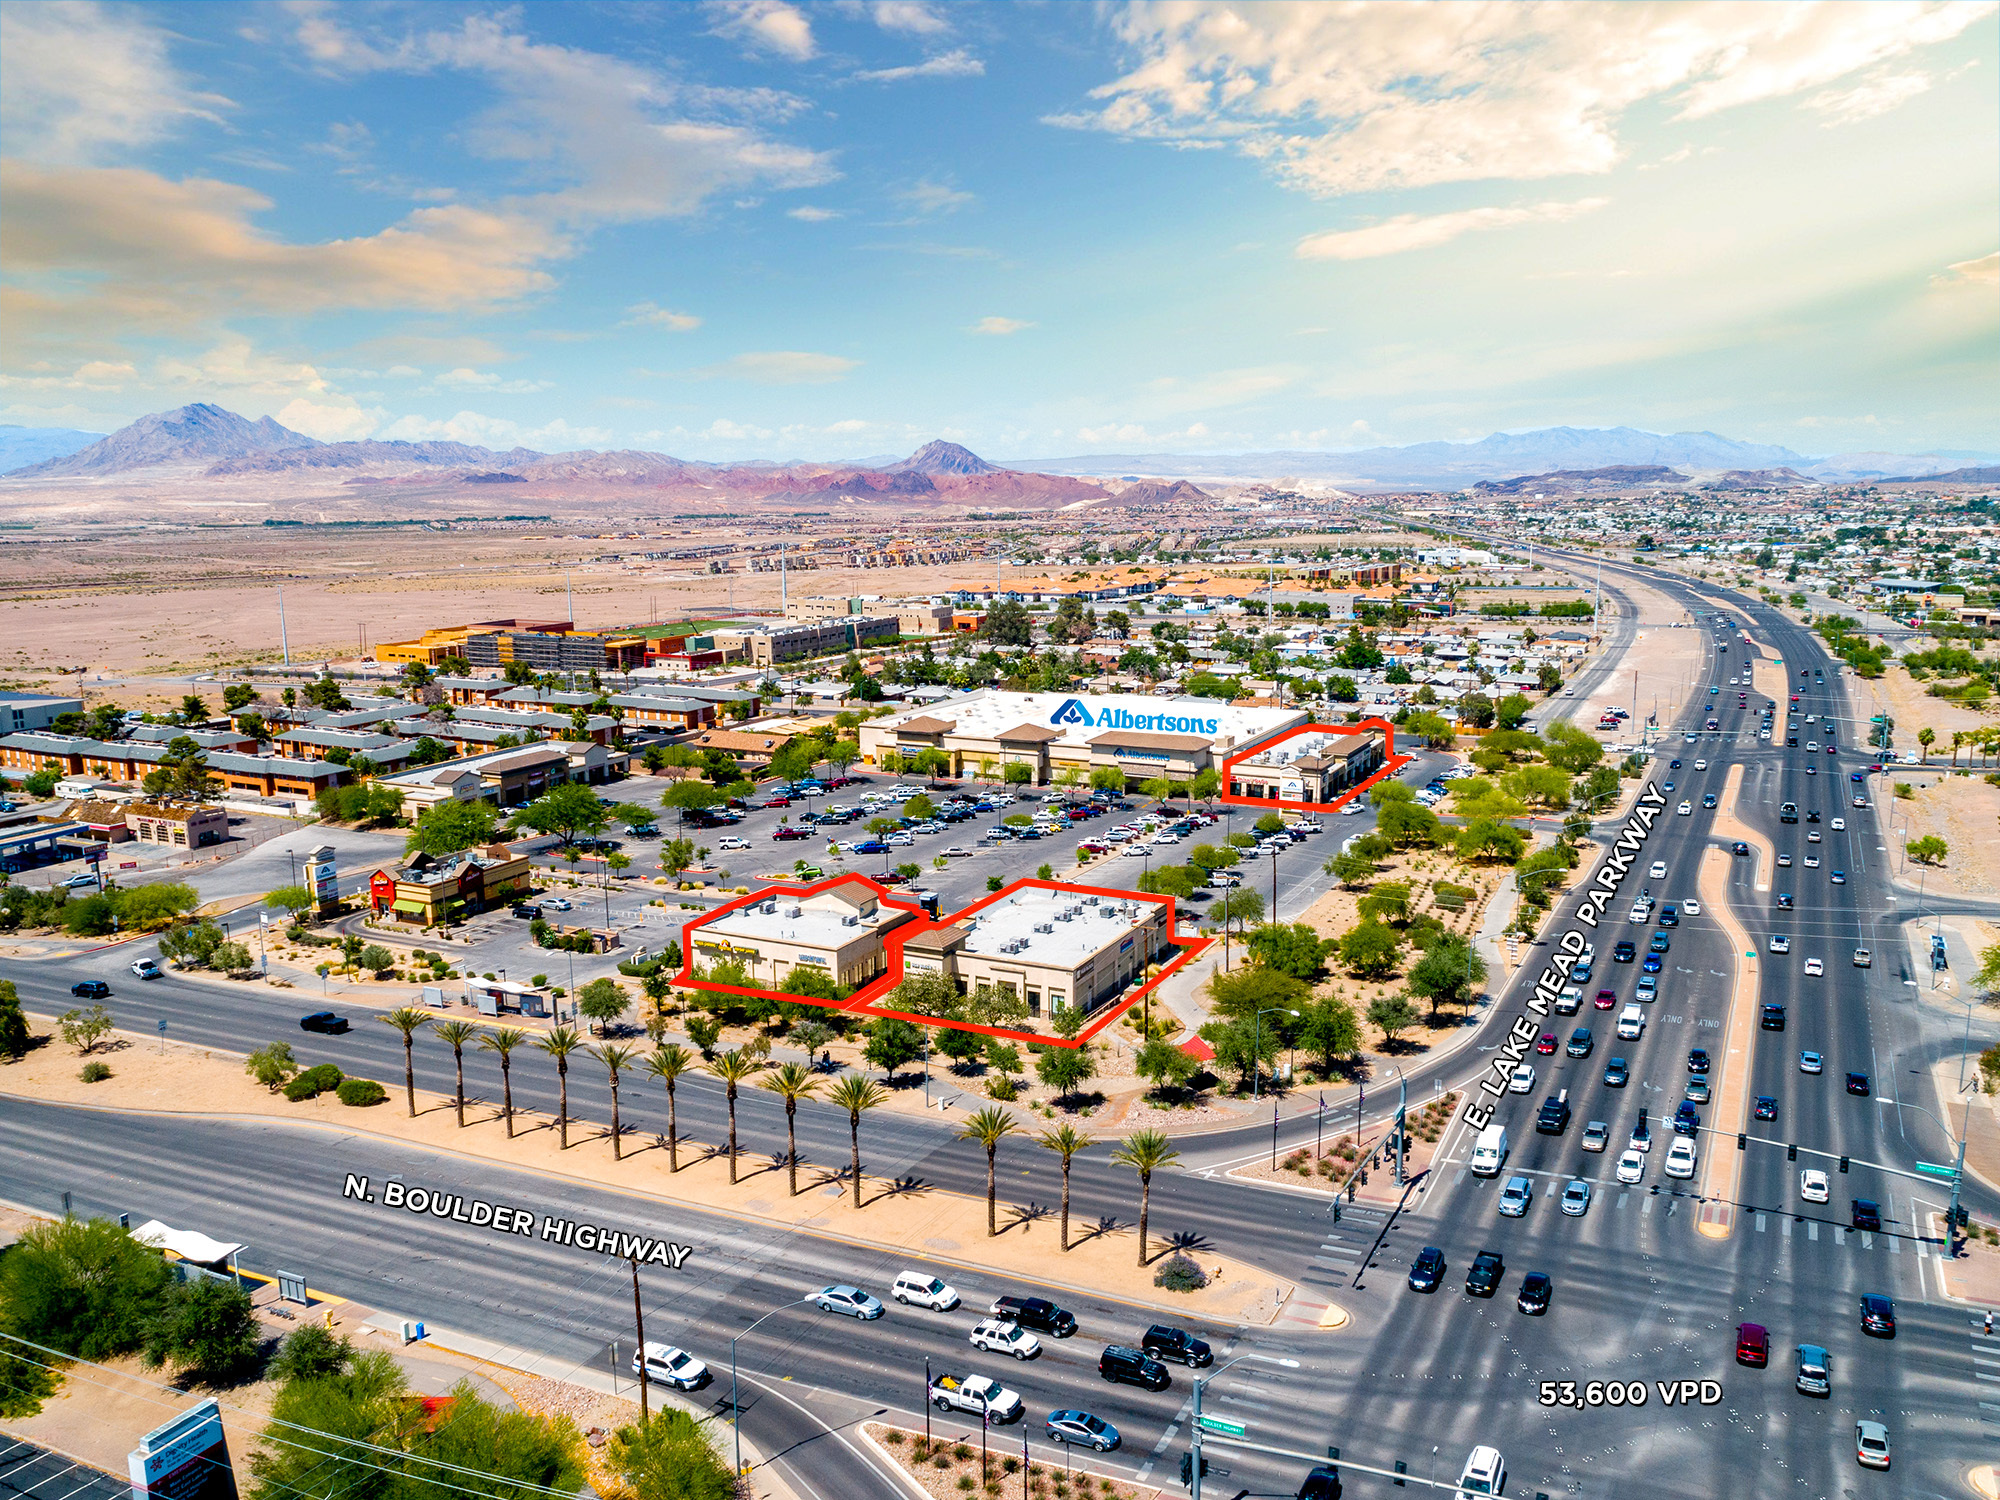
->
[1178,1452,1210,1486]
[1393,1459,1407,1487]
[1839,1155,1850,1174]
[1787,1143,1797,1161]
[1737,1133,1746,1152]
[1954,1205,1970,1229]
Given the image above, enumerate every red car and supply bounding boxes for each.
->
[1594,989,1617,1009]
[1735,1322,1768,1366]
[1535,1032,1558,1055]
[760,796,792,809]
[771,826,812,841]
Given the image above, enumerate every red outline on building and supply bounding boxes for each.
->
[672,874,1212,1049]
[1219,717,1410,816]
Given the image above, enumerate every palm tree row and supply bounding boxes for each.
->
[368,1023,1180,1252]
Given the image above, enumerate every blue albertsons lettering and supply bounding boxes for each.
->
[1462,782,1669,1131]
[1047,698,1219,737]
[344,1174,693,1268]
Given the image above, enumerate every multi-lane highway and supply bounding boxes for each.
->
[7,559,1995,1497]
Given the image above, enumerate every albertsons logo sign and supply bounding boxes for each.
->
[1049,698,1219,736]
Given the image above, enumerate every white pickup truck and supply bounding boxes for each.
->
[929,1372,1023,1422]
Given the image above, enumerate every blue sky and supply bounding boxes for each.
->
[2,0,1996,461]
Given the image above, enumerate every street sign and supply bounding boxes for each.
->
[1196,1415,1246,1437]
[1914,1162,1958,1179]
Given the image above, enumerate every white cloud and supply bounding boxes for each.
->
[1810,71,1933,125]
[621,302,704,330]
[0,0,231,165]
[856,49,984,82]
[1140,366,1298,413]
[275,398,385,441]
[0,359,138,393]
[704,0,816,61]
[1297,198,1610,260]
[701,351,860,384]
[896,178,976,215]
[432,367,547,393]
[1060,1,1992,195]
[870,2,950,36]
[970,316,1034,335]
[787,205,842,221]
[377,411,613,450]
[1933,251,1999,287]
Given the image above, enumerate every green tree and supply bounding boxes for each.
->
[593,1042,638,1161]
[0,1217,172,1360]
[1207,964,1310,1022]
[956,1105,1019,1237]
[604,1409,736,1500]
[1917,726,1936,762]
[1495,692,1534,730]
[1338,920,1403,978]
[432,1019,479,1128]
[660,779,723,821]
[1035,1041,1097,1102]
[1298,996,1360,1074]
[1908,834,1949,865]
[1212,886,1265,944]
[1367,992,1420,1045]
[1540,722,1604,774]
[829,1074,888,1208]
[538,1024,588,1148]
[863,1017,924,1079]
[660,836,698,879]
[266,1323,354,1383]
[982,599,1035,646]
[1245,921,1335,980]
[141,1278,260,1384]
[0,979,30,1060]
[264,884,314,919]
[760,1061,820,1196]
[405,798,501,856]
[1377,799,1441,846]
[57,1004,113,1053]
[513,782,610,847]
[1134,1037,1198,1098]
[244,1040,300,1092]
[1035,1124,1094,1251]
[1405,933,1487,1019]
[1109,1129,1180,1265]
[1090,764,1128,795]
[577,976,628,1034]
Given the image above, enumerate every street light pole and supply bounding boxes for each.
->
[731,1295,816,1477]
[1191,1353,1300,1500]
[1252,1006,1300,1102]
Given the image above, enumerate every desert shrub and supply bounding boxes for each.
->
[337,1078,387,1107]
[80,1061,112,1083]
[986,1074,1019,1101]
[1153,1254,1209,1293]
[283,1063,343,1101]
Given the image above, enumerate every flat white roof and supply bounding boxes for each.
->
[1237,728,1373,766]
[960,887,1156,970]
[703,888,900,952]
[874,688,1301,751]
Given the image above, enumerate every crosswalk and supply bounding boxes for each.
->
[1302,1202,1388,1287]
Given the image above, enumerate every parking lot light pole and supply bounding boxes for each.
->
[1252,1007,1299,1102]
[731,1294,816,1476]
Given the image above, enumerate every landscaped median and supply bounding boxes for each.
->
[1710,762,1775,893]
[862,1421,1159,1500]
[6,1011,1292,1324]
[1693,845,1762,1239]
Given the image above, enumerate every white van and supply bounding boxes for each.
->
[1456,1445,1506,1499]
[1617,1004,1645,1040]
[892,1270,960,1310]
[1469,1124,1509,1177]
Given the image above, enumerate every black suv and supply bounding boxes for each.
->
[1760,1004,1786,1030]
[299,1011,351,1034]
[1097,1345,1169,1391]
[1673,1101,1701,1136]
[1859,1294,1895,1337]
[511,902,542,919]
[70,980,111,999]
[1612,940,1636,962]
[1407,1246,1445,1293]
[1141,1326,1211,1366]
[1535,1092,1571,1135]
[1687,1047,1711,1073]
[1466,1250,1504,1297]
[1851,1198,1882,1231]
[1565,1028,1594,1058]
[991,1297,1075,1337]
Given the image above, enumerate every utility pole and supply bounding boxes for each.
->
[630,1257,650,1424]
[780,543,788,613]
[278,586,291,667]
[566,568,574,626]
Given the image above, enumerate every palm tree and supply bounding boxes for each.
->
[759,1062,819,1197]
[1917,726,1935,763]
[642,1044,694,1171]
[1110,1128,1181,1265]
[596,1043,639,1160]
[538,1026,586,1149]
[956,1105,1019,1237]
[827,1074,886,1208]
[1035,1124,1094,1252]
[432,1019,479,1128]
[707,1049,760,1184]
[478,1027,528,1137]
[379,1008,431,1117]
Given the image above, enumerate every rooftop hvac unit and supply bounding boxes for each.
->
[1035,923,1054,934]
[1056,911,1072,922]
[841,914,858,926]
[761,901,778,915]
[787,906,803,918]
[1084,895,1100,906]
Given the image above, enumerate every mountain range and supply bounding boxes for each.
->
[3,406,1992,496]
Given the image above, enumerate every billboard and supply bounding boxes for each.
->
[129,1397,236,1500]
[303,844,339,915]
